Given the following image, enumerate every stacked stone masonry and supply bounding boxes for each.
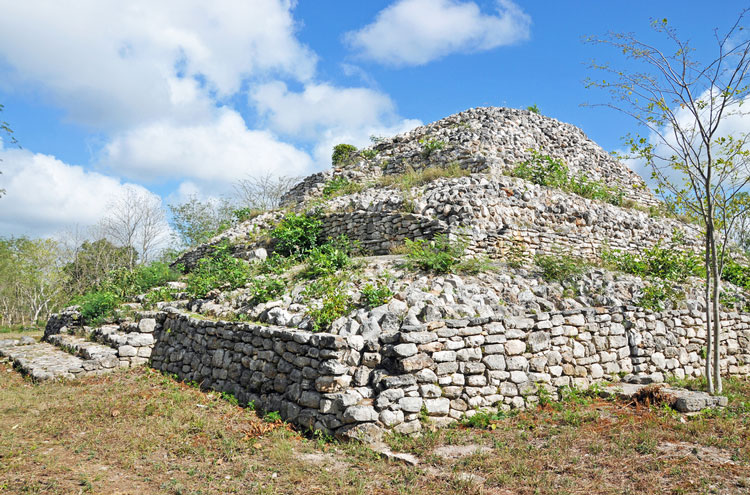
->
[146,305,750,438]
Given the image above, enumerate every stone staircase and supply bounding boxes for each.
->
[0,312,160,381]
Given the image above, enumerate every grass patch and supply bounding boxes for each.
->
[1,364,749,494]
[378,163,470,191]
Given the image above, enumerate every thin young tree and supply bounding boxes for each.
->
[586,11,750,394]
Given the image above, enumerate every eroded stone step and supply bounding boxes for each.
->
[0,340,100,381]
[45,334,121,369]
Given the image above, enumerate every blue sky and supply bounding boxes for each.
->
[0,0,748,238]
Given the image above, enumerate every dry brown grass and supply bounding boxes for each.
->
[1,362,749,494]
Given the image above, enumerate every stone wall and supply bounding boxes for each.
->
[281,107,660,208]
[176,174,700,271]
[146,305,750,438]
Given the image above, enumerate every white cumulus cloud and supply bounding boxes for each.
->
[100,108,314,191]
[345,0,531,67]
[0,145,155,237]
[0,0,316,129]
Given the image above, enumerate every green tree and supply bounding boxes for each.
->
[587,11,750,394]
[0,237,65,326]
[169,195,234,248]
[63,239,135,297]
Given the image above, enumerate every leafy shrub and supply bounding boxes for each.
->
[456,256,493,275]
[74,290,120,324]
[247,276,285,305]
[361,282,393,309]
[535,254,587,282]
[142,286,176,310]
[419,138,445,158]
[460,409,506,429]
[232,207,263,223]
[302,235,355,279]
[186,242,251,298]
[527,104,540,114]
[332,144,358,166]
[639,280,684,311]
[271,211,322,257]
[511,151,623,206]
[378,163,469,191]
[722,258,750,291]
[405,234,466,273]
[322,176,350,198]
[602,243,703,281]
[360,149,378,160]
[257,253,296,276]
[512,151,568,188]
[304,276,353,332]
[103,262,180,299]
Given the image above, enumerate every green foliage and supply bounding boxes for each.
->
[169,195,234,248]
[246,276,285,305]
[511,151,623,206]
[271,212,322,257]
[331,144,358,166]
[512,151,568,188]
[185,242,251,298]
[378,163,470,191]
[302,235,355,279]
[73,290,120,324]
[455,256,493,275]
[419,138,445,158]
[231,207,263,223]
[722,258,750,291]
[322,176,352,198]
[460,409,507,429]
[63,238,135,296]
[535,253,587,282]
[142,286,176,310]
[264,410,282,422]
[526,104,540,114]
[639,280,684,311]
[303,275,353,332]
[361,282,393,309]
[103,262,180,299]
[601,242,703,281]
[360,149,378,160]
[257,253,296,276]
[404,234,466,273]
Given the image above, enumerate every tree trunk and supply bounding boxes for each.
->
[710,234,723,394]
[705,226,714,393]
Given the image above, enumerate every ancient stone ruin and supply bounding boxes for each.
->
[1,107,748,442]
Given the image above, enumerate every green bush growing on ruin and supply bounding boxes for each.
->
[601,242,703,281]
[73,290,121,325]
[331,144,358,166]
[405,234,466,273]
[512,151,624,206]
[246,276,285,305]
[526,104,541,114]
[185,242,251,298]
[419,138,445,158]
[304,275,353,332]
[271,211,322,258]
[361,282,393,309]
[535,254,586,282]
[322,176,350,198]
[638,280,684,312]
[302,235,355,279]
